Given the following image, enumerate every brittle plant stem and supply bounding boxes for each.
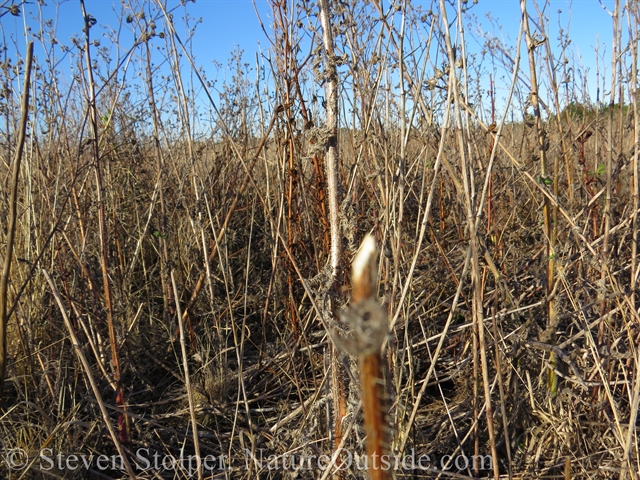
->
[80,0,126,441]
[317,2,347,478]
[43,270,136,478]
[171,271,202,480]
[440,0,499,476]
[0,41,33,393]
[352,235,389,480]
[521,0,558,398]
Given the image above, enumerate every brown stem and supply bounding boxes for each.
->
[80,0,126,442]
[352,235,390,480]
[359,353,388,480]
[0,41,34,393]
[521,0,557,399]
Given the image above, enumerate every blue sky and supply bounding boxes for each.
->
[467,0,623,106]
[4,0,273,76]
[1,0,626,116]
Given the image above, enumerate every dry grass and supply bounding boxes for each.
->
[0,0,639,479]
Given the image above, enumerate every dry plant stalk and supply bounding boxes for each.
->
[79,0,128,442]
[42,270,136,478]
[170,271,202,480]
[0,41,33,393]
[337,235,390,480]
[317,0,342,281]
[317,1,348,477]
[521,0,558,398]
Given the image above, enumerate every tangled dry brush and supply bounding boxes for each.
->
[0,0,639,479]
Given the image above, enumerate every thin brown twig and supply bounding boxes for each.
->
[0,41,34,393]
[42,270,136,478]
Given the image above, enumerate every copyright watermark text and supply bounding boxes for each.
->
[3,447,492,475]
[4,448,228,475]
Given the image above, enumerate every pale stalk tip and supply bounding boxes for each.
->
[352,234,377,281]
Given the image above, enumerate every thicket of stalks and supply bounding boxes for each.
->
[1,0,639,478]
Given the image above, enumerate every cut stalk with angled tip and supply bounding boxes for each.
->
[345,234,390,480]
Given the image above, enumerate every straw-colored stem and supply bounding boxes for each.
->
[0,41,34,392]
